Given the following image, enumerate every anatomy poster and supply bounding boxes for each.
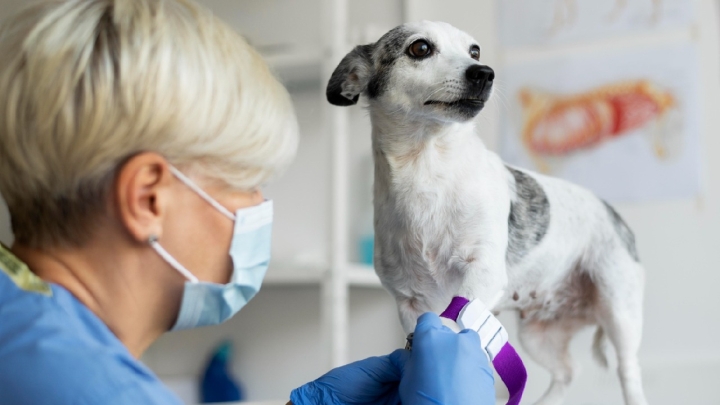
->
[499,0,696,47]
[499,43,702,203]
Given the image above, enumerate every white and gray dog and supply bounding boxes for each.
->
[326,21,647,405]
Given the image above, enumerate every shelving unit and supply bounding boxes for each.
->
[253,0,395,369]
[263,262,381,288]
[233,0,389,369]
[261,47,325,87]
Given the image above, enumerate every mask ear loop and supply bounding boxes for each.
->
[167,165,236,221]
[148,235,199,283]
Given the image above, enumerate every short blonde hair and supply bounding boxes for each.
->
[0,0,298,248]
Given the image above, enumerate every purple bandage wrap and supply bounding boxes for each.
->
[439,296,470,320]
[440,296,527,405]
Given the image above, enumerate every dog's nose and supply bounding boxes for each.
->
[466,65,494,86]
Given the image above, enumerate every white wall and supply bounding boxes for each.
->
[0,0,29,19]
[0,200,10,246]
[0,0,29,246]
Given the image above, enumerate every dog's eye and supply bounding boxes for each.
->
[408,40,432,58]
[469,45,480,61]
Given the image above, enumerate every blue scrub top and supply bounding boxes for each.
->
[0,244,183,405]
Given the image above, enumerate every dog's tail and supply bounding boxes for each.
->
[592,326,610,368]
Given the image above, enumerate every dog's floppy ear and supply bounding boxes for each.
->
[326,44,374,106]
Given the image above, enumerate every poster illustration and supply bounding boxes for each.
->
[499,0,696,47]
[499,43,702,202]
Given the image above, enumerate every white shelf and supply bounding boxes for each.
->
[261,47,324,85]
[263,261,382,288]
[346,263,383,287]
[263,261,325,285]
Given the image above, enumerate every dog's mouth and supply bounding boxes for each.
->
[424,99,485,109]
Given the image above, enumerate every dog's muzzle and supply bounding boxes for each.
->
[424,99,485,108]
[423,64,494,117]
[423,64,494,119]
[466,64,494,92]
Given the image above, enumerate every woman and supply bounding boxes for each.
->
[0,1,495,404]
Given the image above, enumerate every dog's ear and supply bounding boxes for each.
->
[326,44,374,106]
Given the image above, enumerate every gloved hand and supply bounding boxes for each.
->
[392,312,495,405]
[289,352,405,405]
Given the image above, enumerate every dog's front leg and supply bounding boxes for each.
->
[455,219,509,310]
[457,249,508,309]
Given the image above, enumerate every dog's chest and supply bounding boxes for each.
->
[387,138,484,229]
[374,138,498,289]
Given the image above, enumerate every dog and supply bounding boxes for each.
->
[326,21,648,405]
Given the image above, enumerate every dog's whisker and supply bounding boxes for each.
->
[492,80,514,102]
[422,80,453,103]
[387,107,407,117]
[490,83,512,113]
[423,86,450,104]
[491,91,511,114]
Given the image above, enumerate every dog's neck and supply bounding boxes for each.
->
[368,105,486,172]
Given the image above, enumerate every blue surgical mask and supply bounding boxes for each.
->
[149,166,273,331]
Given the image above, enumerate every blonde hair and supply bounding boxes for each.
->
[0,0,298,248]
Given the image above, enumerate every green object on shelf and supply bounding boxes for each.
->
[359,234,374,266]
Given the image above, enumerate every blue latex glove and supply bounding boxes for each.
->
[290,352,405,405]
[392,312,495,404]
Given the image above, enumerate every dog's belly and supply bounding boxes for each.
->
[500,259,599,324]
[496,170,617,324]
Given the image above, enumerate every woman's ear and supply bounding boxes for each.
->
[114,152,174,243]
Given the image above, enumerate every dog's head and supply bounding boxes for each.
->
[327,21,494,122]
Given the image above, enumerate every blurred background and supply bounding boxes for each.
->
[1,0,719,404]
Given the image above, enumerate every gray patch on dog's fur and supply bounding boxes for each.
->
[367,26,413,99]
[602,200,640,262]
[506,167,551,265]
[327,26,414,103]
[326,44,374,106]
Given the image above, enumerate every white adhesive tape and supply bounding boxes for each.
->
[458,299,509,361]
